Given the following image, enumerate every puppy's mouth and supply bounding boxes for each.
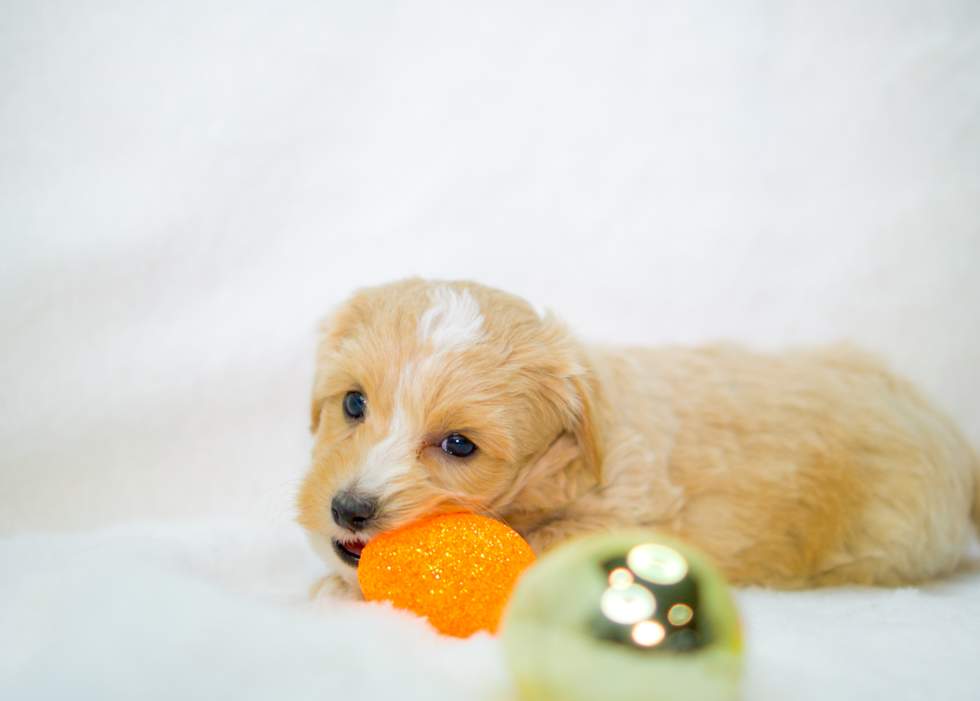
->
[331,538,367,567]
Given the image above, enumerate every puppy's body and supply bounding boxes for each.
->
[298,279,979,597]
[517,343,977,587]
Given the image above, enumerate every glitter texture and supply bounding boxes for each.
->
[358,513,536,638]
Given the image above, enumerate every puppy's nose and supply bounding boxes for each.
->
[331,493,377,531]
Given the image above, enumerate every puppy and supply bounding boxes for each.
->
[297,279,979,599]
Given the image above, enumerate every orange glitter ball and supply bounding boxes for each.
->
[358,513,536,638]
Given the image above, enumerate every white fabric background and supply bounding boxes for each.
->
[2,3,979,700]
[2,0,978,537]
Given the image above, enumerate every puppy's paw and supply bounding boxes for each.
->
[310,573,364,601]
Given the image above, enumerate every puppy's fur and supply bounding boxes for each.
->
[297,279,980,598]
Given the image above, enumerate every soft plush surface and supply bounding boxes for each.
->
[2,1,979,699]
[2,521,978,700]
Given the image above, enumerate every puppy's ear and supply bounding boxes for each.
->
[553,370,604,482]
[536,315,604,482]
[310,301,362,433]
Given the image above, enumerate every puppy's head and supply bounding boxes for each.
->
[296,279,601,584]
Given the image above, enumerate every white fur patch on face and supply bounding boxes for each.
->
[417,285,484,352]
[350,287,483,502]
[354,401,415,496]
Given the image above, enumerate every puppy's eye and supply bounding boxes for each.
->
[343,391,367,420]
[441,433,477,458]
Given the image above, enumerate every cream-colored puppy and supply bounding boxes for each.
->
[297,279,979,599]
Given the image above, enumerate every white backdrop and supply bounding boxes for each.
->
[2,0,979,536]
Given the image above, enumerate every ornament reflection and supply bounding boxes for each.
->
[596,545,705,652]
[600,583,657,624]
[632,620,667,646]
[668,603,694,626]
[627,543,689,585]
[608,567,634,589]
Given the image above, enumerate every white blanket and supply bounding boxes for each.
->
[2,521,978,700]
